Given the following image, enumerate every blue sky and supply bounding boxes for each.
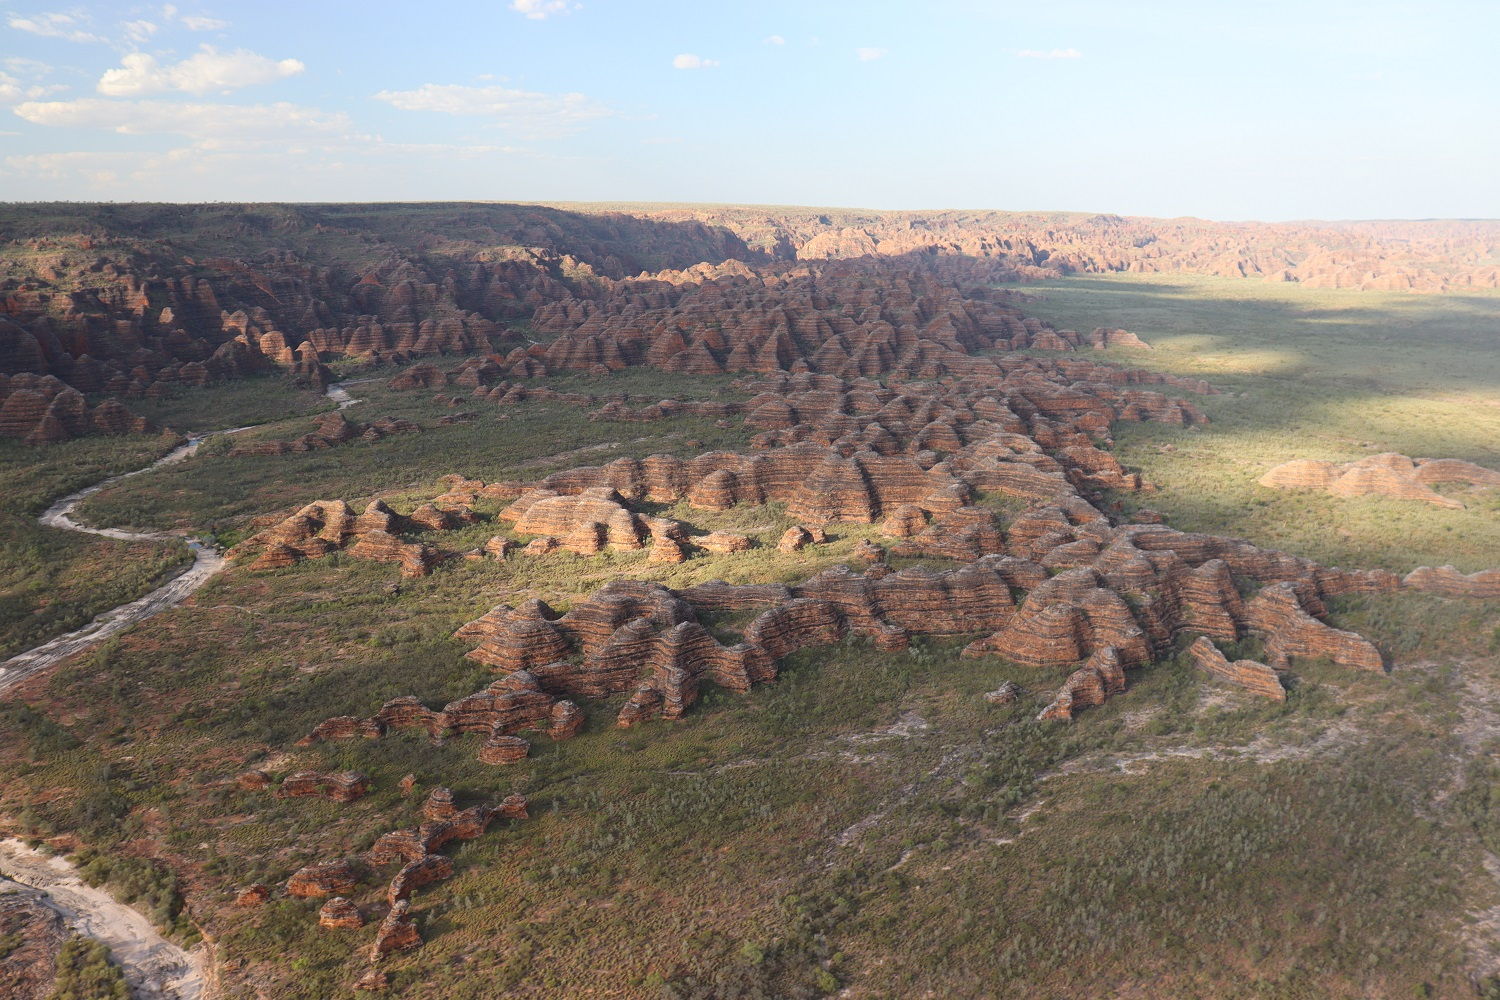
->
[1,0,1495,219]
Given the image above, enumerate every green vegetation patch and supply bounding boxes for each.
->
[1021,274,1500,572]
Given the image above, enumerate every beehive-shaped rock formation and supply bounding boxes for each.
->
[1260,453,1500,509]
[1187,636,1285,701]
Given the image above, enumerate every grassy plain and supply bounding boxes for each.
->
[1020,274,1500,572]
[0,375,332,661]
[74,369,751,541]
[1,276,1499,997]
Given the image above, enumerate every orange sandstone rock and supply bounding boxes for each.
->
[1187,636,1285,701]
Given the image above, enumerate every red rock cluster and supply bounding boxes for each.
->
[297,505,1394,730]
[278,770,370,803]
[1260,453,1500,509]
[259,285,1419,735]
[270,782,529,985]
[524,258,1135,383]
[6,204,1495,450]
[0,241,562,411]
[626,205,1500,292]
[1401,565,1500,599]
[0,372,154,444]
[303,668,580,766]
[1186,635,1286,701]
[227,497,469,577]
[228,411,418,457]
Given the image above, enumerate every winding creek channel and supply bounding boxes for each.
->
[0,381,361,997]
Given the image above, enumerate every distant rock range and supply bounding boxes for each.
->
[3,203,1495,445]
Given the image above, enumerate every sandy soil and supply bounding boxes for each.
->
[0,839,207,1000]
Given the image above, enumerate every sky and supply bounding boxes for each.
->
[0,0,1496,220]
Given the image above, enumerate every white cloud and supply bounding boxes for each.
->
[855,47,887,61]
[763,34,785,45]
[672,53,717,70]
[5,57,52,74]
[13,97,353,139]
[122,19,157,44]
[0,75,65,103]
[1,137,557,197]
[373,83,614,137]
[7,11,104,43]
[1016,47,1082,59]
[179,14,228,31]
[97,46,304,96]
[158,6,229,31]
[0,59,64,105]
[509,0,577,18]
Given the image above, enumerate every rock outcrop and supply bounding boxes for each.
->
[369,900,421,960]
[1260,453,1500,509]
[287,860,359,899]
[278,771,370,803]
[0,372,155,444]
[1187,635,1286,701]
[319,897,365,929]
[1402,565,1500,599]
[229,411,418,457]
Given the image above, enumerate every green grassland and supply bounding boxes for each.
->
[0,374,333,661]
[1,276,1499,997]
[122,374,333,436]
[1018,274,1500,573]
[0,435,188,661]
[73,368,750,540]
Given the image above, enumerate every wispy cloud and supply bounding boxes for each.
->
[122,19,156,45]
[13,97,352,139]
[0,58,64,104]
[855,47,887,61]
[763,34,785,46]
[672,53,718,70]
[1016,47,1082,59]
[1,137,555,195]
[97,46,304,96]
[373,82,614,137]
[159,6,230,31]
[509,0,578,19]
[7,10,104,44]
[180,15,228,31]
